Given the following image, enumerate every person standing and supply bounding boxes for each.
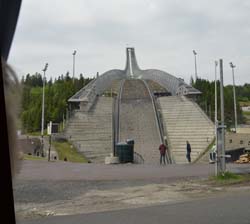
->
[159,143,167,165]
[186,141,191,163]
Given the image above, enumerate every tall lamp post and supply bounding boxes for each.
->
[230,62,237,133]
[193,50,198,79]
[72,50,77,83]
[41,63,48,155]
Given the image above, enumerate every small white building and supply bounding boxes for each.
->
[237,125,250,134]
[241,106,250,112]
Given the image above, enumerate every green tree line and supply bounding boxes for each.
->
[192,78,250,128]
[20,72,93,132]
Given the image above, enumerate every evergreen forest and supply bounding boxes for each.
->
[192,78,250,128]
[20,73,250,133]
[20,72,93,132]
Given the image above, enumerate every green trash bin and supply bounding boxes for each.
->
[116,142,134,163]
[126,139,135,146]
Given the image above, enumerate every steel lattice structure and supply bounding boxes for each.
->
[68,48,201,106]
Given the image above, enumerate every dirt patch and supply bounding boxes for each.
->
[15,178,250,221]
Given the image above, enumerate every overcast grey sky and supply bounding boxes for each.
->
[8,0,250,85]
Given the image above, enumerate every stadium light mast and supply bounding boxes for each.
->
[41,63,48,152]
[193,50,198,79]
[230,62,237,133]
[72,50,77,83]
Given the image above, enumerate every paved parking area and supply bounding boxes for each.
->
[15,160,250,181]
[13,161,250,221]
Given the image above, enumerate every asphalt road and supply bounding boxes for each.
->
[15,160,215,181]
[14,161,250,223]
[18,191,250,224]
[15,160,250,181]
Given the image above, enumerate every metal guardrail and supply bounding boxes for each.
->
[154,98,174,164]
[68,78,97,102]
[112,95,116,156]
[190,97,215,126]
[112,80,125,156]
[133,151,144,164]
[142,80,172,164]
[143,80,163,141]
[117,79,125,143]
[113,79,145,164]
[68,70,126,102]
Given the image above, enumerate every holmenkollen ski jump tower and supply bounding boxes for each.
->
[65,48,215,164]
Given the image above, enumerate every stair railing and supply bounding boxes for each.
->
[142,80,172,164]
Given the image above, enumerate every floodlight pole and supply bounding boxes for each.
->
[193,50,198,79]
[41,63,48,155]
[230,62,237,133]
[72,50,77,83]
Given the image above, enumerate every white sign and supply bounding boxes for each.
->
[47,121,52,135]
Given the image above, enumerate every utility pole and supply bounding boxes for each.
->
[230,62,237,133]
[217,59,226,174]
[214,60,218,175]
[214,61,218,125]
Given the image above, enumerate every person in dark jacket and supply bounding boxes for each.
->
[159,143,167,165]
[186,141,191,163]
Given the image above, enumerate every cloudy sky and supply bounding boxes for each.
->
[8,0,250,85]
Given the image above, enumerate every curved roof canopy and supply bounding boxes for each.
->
[69,48,201,102]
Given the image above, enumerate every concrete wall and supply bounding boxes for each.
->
[225,132,250,151]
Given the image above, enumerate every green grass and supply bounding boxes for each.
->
[26,131,44,136]
[243,111,250,116]
[209,172,250,185]
[23,154,47,161]
[52,141,88,163]
[26,129,49,136]
[239,101,250,107]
